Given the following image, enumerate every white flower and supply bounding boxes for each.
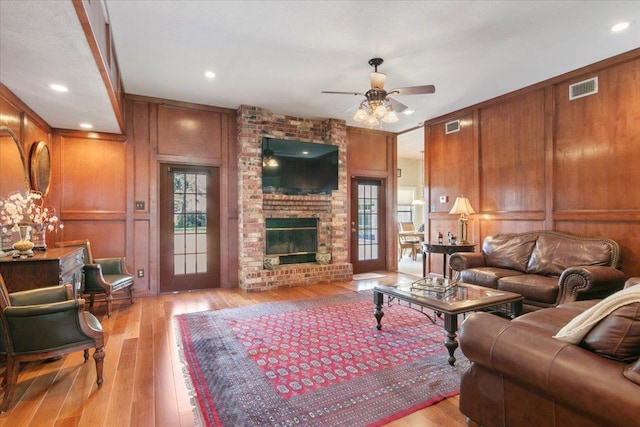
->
[0,191,62,233]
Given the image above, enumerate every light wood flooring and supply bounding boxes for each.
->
[0,271,466,427]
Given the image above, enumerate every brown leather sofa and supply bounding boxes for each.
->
[457,277,640,427]
[449,230,625,312]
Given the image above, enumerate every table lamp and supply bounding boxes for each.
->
[449,196,475,244]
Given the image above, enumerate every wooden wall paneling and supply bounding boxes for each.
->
[60,135,127,212]
[126,95,238,290]
[134,218,150,294]
[221,111,238,288]
[554,58,640,212]
[157,106,223,160]
[423,49,640,279]
[346,127,397,270]
[347,127,392,173]
[425,114,475,276]
[478,90,545,213]
[60,220,127,259]
[129,100,153,295]
[555,221,640,278]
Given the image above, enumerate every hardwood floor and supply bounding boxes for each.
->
[0,271,467,427]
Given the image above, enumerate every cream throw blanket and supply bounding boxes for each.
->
[554,284,640,344]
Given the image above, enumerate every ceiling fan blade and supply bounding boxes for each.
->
[389,85,436,96]
[343,102,362,114]
[321,91,365,96]
[386,97,409,113]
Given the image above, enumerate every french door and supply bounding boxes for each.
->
[159,164,220,292]
[350,177,386,273]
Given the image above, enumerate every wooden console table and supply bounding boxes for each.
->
[0,247,84,294]
[422,242,476,278]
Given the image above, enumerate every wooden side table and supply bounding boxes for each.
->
[422,242,476,278]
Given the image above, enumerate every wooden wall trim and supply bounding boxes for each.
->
[53,128,126,141]
[126,93,236,115]
[72,0,125,133]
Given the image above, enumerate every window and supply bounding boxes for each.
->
[397,205,413,223]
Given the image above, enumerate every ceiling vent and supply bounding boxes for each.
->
[445,119,460,134]
[569,77,598,100]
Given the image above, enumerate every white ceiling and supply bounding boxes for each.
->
[1,1,639,160]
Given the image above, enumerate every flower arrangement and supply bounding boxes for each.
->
[0,191,63,234]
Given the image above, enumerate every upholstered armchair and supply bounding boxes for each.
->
[0,276,104,412]
[56,239,134,317]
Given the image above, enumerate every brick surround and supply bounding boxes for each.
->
[237,105,353,290]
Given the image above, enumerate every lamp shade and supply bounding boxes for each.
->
[370,72,386,90]
[449,197,475,215]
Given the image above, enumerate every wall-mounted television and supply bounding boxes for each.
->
[262,138,338,195]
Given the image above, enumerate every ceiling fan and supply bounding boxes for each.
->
[322,58,435,126]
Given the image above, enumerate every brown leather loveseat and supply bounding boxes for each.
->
[449,230,625,312]
[457,277,640,427]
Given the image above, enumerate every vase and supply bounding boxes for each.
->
[13,225,34,257]
[30,224,47,250]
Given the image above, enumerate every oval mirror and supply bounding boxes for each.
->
[29,140,51,195]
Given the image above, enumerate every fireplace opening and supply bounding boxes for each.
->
[265,218,318,264]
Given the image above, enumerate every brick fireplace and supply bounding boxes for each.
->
[237,105,353,290]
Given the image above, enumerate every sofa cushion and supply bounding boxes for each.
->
[527,234,613,276]
[498,274,559,304]
[461,267,523,289]
[483,233,538,273]
[581,303,640,363]
[513,300,598,335]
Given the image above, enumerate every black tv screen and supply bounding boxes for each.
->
[262,138,338,195]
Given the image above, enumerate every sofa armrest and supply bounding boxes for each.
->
[556,265,626,304]
[449,252,486,272]
[459,312,640,427]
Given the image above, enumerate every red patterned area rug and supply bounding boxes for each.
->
[175,291,468,427]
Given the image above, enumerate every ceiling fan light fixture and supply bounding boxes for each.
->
[374,104,388,118]
[353,106,368,122]
[363,115,380,127]
[382,110,399,123]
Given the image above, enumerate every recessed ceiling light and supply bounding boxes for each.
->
[611,21,631,32]
[79,123,93,129]
[204,71,216,79]
[402,109,415,116]
[49,83,69,92]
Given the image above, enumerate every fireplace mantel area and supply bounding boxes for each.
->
[237,105,353,290]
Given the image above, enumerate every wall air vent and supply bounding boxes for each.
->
[445,119,460,134]
[569,77,598,100]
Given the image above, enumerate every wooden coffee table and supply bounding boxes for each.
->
[373,279,523,365]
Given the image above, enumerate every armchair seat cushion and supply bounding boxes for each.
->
[460,267,523,288]
[498,274,559,304]
[102,274,134,292]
